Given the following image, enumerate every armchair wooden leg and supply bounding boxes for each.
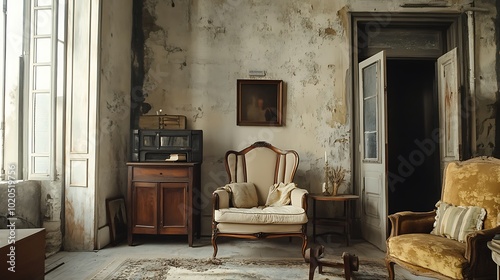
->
[211,225,218,259]
[386,258,395,280]
[302,234,308,258]
[211,235,218,259]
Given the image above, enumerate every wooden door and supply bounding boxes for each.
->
[159,182,188,234]
[437,48,461,167]
[359,51,388,251]
[131,182,158,234]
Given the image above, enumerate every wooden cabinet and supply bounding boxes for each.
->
[127,163,201,246]
[0,229,45,280]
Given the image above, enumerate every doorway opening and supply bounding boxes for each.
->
[386,59,441,215]
[353,13,466,250]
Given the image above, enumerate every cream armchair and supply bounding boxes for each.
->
[386,157,500,279]
[211,141,308,258]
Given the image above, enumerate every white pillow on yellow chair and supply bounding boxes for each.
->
[431,200,486,242]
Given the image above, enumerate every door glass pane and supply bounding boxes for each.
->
[364,132,377,159]
[362,61,379,160]
[363,97,376,132]
[362,62,378,98]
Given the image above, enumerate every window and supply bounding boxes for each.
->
[1,0,64,180]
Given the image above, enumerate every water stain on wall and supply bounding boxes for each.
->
[64,201,84,250]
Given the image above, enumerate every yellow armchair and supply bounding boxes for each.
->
[386,157,500,279]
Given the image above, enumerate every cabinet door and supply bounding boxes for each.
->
[131,182,158,234]
[159,182,188,234]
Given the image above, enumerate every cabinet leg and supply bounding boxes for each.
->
[128,233,133,246]
[188,233,193,247]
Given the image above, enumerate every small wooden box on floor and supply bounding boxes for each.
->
[0,228,45,280]
[127,162,201,246]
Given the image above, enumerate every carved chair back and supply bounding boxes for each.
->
[225,141,299,205]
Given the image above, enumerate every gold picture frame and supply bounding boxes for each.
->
[237,79,283,126]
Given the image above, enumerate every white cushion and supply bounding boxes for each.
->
[214,205,308,224]
[265,182,296,207]
[431,200,486,242]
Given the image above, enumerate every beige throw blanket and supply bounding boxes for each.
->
[219,182,258,208]
[265,182,296,207]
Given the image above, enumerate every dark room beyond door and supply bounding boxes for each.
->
[386,59,441,215]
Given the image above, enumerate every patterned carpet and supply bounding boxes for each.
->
[89,257,406,280]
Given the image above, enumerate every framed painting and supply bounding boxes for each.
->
[106,197,127,245]
[237,79,283,126]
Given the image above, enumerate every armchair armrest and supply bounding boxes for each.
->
[212,189,230,211]
[290,188,308,210]
[465,225,500,275]
[388,210,436,237]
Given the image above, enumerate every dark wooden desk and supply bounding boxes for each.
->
[309,194,359,246]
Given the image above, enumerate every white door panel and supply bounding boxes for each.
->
[438,48,461,168]
[359,51,388,251]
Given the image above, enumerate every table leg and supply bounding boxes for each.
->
[313,199,317,243]
[346,200,351,246]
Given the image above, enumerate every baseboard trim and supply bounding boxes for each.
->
[97,225,110,250]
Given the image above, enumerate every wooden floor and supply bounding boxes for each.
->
[45,236,433,280]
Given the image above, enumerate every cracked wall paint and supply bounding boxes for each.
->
[94,0,132,248]
[475,0,498,155]
[137,0,498,234]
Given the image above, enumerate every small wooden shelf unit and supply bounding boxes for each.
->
[127,162,201,246]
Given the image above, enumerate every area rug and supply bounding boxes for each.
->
[89,257,406,280]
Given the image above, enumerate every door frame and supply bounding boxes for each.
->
[351,13,471,240]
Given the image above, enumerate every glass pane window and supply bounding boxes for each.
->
[36,0,52,7]
[33,93,51,153]
[35,37,52,63]
[35,9,52,35]
[34,65,51,90]
[33,157,50,174]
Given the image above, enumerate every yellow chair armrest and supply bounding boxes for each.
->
[465,225,500,274]
[290,188,308,210]
[388,210,436,237]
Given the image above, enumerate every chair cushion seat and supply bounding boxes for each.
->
[214,205,307,224]
[388,233,467,279]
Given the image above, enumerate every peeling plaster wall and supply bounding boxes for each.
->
[136,0,497,235]
[96,0,132,247]
[476,0,498,156]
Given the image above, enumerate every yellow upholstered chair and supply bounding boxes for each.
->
[386,157,500,279]
[211,141,308,258]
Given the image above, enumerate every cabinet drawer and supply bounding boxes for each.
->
[132,166,189,181]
